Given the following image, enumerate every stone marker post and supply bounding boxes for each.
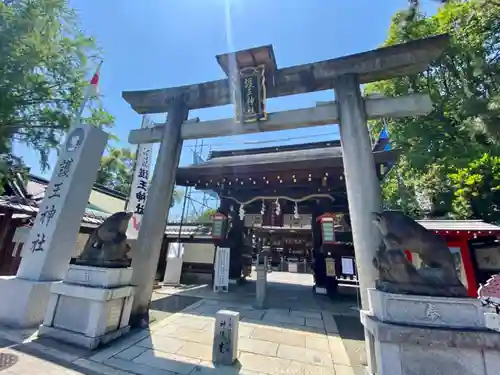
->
[335,74,382,310]
[255,253,268,308]
[130,97,189,327]
[213,310,239,365]
[0,124,108,327]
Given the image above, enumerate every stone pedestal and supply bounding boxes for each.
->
[212,310,239,365]
[39,265,134,350]
[0,277,56,327]
[361,288,500,375]
[484,312,500,333]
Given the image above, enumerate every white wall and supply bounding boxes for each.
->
[182,243,215,264]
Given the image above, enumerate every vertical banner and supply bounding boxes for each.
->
[214,247,231,292]
[126,115,154,239]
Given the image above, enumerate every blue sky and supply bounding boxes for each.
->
[14,0,439,218]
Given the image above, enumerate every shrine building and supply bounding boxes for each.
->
[175,135,397,294]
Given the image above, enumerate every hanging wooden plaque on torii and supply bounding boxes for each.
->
[234,65,267,123]
[216,45,277,124]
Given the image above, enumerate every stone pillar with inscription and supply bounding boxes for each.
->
[0,124,108,327]
[212,310,239,365]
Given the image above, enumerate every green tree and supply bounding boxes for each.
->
[96,147,135,194]
[449,154,500,222]
[0,0,114,191]
[366,0,500,221]
[97,146,183,207]
[194,208,217,223]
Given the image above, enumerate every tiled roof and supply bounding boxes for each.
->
[164,224,212,238]
[417,220,500,232]
[0,196,213,237]
[0,196,109,226]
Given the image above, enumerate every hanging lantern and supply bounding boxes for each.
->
[260,200,266,216]
[293,202,300,220]
[239,205,245,220]
[211,212,228,240]
[317,213,337,245]
[275,198,281,216]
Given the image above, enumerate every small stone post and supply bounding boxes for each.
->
[129,97,189,327]
[255,253,268,308]
[212,310,239,365]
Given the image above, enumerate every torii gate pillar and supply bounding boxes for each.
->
[129,97,188,326]
[335,73,382,309]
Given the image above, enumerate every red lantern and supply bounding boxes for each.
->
[317,213,337,245]
[211,212,228,240]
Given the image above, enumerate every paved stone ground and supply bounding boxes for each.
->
[0,274,365,375]
[0,337,101,375]
[156,271,360,316]
[334,316,367,375]
[92,298,360,375]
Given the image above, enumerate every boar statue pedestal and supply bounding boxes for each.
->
[39,212,135,350]
[361,211,499,375]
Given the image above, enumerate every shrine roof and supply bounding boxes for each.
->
[417,220,500,233]
[176,142,398,181]
[208,139,341,158]
[123,34,449,113]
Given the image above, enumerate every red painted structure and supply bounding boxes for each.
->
[418,220,500,298]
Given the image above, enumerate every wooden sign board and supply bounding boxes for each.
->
[233,65,267,123]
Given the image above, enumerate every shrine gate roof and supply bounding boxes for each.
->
[122,35,449,113]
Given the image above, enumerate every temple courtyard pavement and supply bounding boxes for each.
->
[0,272,365,375]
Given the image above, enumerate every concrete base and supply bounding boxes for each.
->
[38,324,130,350]
[368,288,484,329]
[39,266,134,350]
[64,265,133,288]
[315,286,327,295]
[362,288,500,375]
[484,312,500,333]
[0,276,56,328]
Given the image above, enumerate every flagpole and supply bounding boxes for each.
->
[75,60,103,126]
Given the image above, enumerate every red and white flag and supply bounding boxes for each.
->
[87,60,102,98]
[88,62,101,97]
[76,60,103,122]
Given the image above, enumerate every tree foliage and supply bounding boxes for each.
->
[366,0,500,222]
[194,208,217,223]
[0,0,114,190]
[96,147,135,195]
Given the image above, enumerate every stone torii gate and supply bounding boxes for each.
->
[123,35,449,326]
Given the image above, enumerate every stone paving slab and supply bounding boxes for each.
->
[0,295,359,375]
[100,298,357,375]
[0,338,107,375]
